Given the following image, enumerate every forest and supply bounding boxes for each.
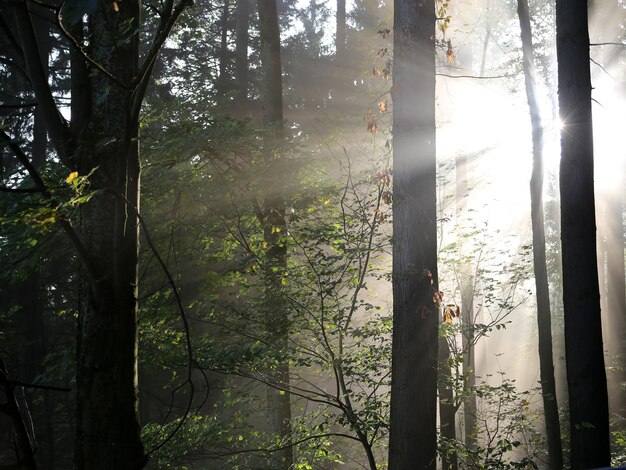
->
[0,0,625,468]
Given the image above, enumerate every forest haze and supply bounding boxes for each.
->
[1,0,625,469]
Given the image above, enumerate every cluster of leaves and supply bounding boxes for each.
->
[438,372,543,469]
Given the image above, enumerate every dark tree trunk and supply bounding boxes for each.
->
[336,0,346,60]
[555,1,610,467]
[517,1,563,467]
[258,0,283,128]
[257,1,292,468]
[31,3,50,170]
[73,2,145,468]
[0,358,37,470]
[438,335,457,470]
[234,0,251,104]
[388,0,438,468]
[460,280,476,449]
[217,0,230,99]
[10,0,186,467]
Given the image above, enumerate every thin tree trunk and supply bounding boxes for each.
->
[605,177,626,414]
[555,1,610,467]
[438,335,458,470]
[234,0,250,105]
[16,5,52,467]
[455,154,477,451]
[517,0,563,467]
[336,0,346,60]
[217,0,230,99]
[257,1,292,468]
[388,0,438,468]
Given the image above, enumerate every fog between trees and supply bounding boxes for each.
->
[1,0,625,468]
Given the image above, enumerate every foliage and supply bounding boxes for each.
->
[439,373,543,469]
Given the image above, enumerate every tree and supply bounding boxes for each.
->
[336,0,346,60]
[388,0,438,468]
[517,0,563,467]
[3,1,189,467]
[234,0,252,105]
[555,1,610,467]
[456,156,477,453]
[257,0,293,467]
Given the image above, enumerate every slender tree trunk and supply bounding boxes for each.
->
[604,170,626,414]
[455,154,477,451]
[336,0,346,60]
[257,1,292,468]
[73,2,145,468]
[598,188,626,415]
[517,1,563,467]
[217,0,230,99]
[17,5,52,467]
[388,0,438,468]
[234,0,250,104]
[460,281,476,448]
[438,335,458,470]
[555,1,610,467]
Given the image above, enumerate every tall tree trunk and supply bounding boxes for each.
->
[217,0,230,99]
[555,1,610,467]
[605,184,626,413]
[336,0,346,60]
[73,2,144,468]
[460,280,476,448]
[257,1,292,468]
[517,0,563,467]
[234,0,251,105]
[388,0,437,468]
[455,154,477,451]
[438,335,457,470]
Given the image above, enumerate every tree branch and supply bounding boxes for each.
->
[55,8,129,90]
[130,0,192,120]
[12,1,73,166]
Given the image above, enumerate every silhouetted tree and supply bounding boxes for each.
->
[555,1,610,467]
[258,0,292,467]
[517,0,563,467]
[6,1,189,467]
[388,0,438,468]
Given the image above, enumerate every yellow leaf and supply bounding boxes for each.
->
[261,241,268,249]
[272,226,282,234]
[113,1,119,12]
[66,171,79,184]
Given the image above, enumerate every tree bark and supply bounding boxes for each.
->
[555,1,610,467]
[336,0,346,60]
[388,0,438,468]
[216,0,230,99]
[438,335,457,470]
[257,1,292,468]
[517,1,563,467]
[234,0,250,104]
[73,2,145,468]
